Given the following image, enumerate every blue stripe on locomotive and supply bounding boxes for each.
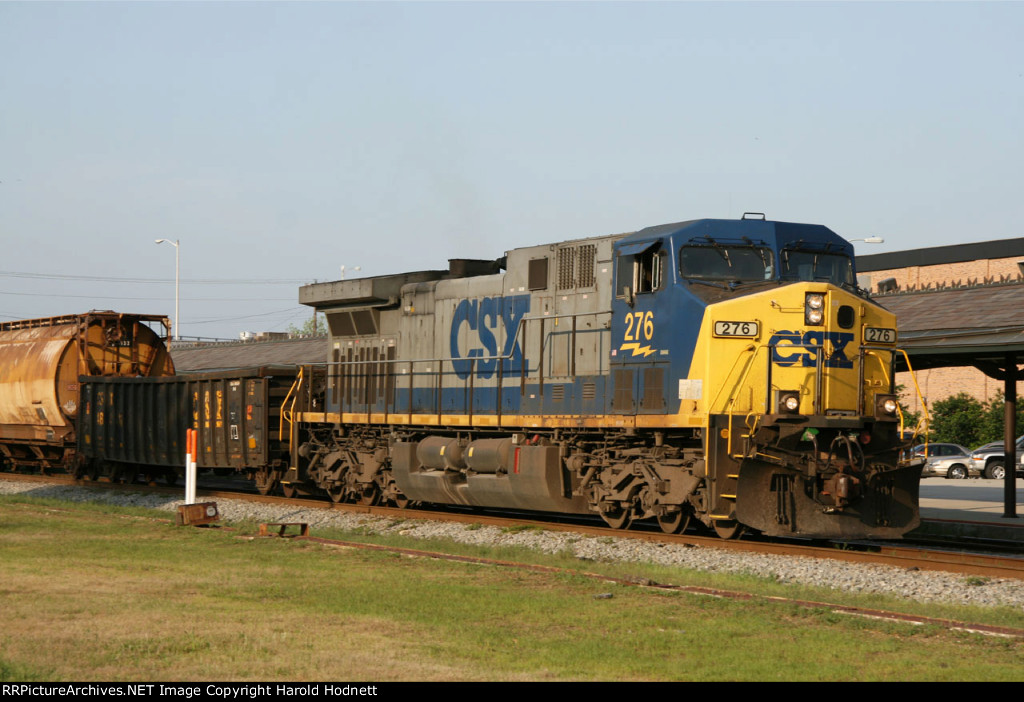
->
[391,376,611,416]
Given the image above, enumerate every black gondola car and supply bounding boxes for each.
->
[77,366,298,489]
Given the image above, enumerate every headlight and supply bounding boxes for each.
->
[778,390,801,414]
[874,393,899,421]
[805,293,825,326]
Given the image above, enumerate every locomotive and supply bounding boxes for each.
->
[283,214,920,538]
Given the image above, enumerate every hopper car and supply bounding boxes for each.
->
[0,312,174,474]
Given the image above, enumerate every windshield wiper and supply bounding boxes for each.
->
[687,279,729,290]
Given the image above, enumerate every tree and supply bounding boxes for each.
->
[928,393,985,447]
[287,313,325,337]
[978,391,1024,446]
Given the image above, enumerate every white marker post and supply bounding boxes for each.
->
[176,427,219,527]
[185,428,196,505]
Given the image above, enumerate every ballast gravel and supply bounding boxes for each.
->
[4,478,1023,611]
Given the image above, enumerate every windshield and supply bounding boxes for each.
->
[679,245,775,282]
[780,249,854,286]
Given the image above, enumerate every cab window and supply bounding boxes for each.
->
[616,244,665,298]
[679,245,774,282]
[781,249,854,286]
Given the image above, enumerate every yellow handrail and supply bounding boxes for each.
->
[719,344,764,457]
[279,366,305,453]
[897,348,930,443]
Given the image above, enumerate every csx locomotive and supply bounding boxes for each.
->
[284,214,920,538]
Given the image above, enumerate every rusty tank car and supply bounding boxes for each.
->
[0,311,174,472]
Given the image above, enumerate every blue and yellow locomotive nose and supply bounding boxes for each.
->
[693,281,901,424]
[688,281,917,538]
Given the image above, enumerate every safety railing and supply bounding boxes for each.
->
[312,310,612,424]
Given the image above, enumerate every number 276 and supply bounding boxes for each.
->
[624,311,654,341]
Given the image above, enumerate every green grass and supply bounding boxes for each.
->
[1,494,1023,681]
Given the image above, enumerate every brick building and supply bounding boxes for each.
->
[857,238,1024,413]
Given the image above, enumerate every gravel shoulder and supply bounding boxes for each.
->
[4,478,1023,611]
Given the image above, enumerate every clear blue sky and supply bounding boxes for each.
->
[1,1,1021,338]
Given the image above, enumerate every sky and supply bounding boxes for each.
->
[1,1,1021,340]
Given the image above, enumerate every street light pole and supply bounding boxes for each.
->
[154,238,180,340]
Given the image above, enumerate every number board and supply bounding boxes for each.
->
[864,327,897,344]
[713,321,759,338]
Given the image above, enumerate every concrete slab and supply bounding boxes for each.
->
[916,477,1024,541]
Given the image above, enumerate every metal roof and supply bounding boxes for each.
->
[878,281,1024,374]
[858,237,1024,272]
[170,336,327,372]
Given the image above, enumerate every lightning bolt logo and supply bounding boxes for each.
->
[620,343,656,357]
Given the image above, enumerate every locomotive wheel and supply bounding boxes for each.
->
[392,496,411,509]
[281,483,298,499]
[713,519,745,540]
[657,509,691,535]
[326,483,346,503]
[600,505,633,530]
[358,485,380,506]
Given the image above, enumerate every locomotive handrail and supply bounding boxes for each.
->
[279,366,305,453]
[716,343,762,458]
[896,347,931,441]
[318,310,610,370]
[320,309,612,421]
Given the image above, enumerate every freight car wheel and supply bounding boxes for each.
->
[657,510,691,535]
[254,468,280,496]
[281,483,298,499]
[713,519,745,540]
[164,470,177,487]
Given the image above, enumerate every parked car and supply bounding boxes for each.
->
[914,443,977,479]
[968,436,1024,480]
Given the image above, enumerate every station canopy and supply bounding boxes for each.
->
[879,281,1024,379]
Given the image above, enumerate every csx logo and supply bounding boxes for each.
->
[769,330,855,368]
[450,294,530,379]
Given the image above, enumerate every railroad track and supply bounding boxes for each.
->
[5,470,1023,581]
